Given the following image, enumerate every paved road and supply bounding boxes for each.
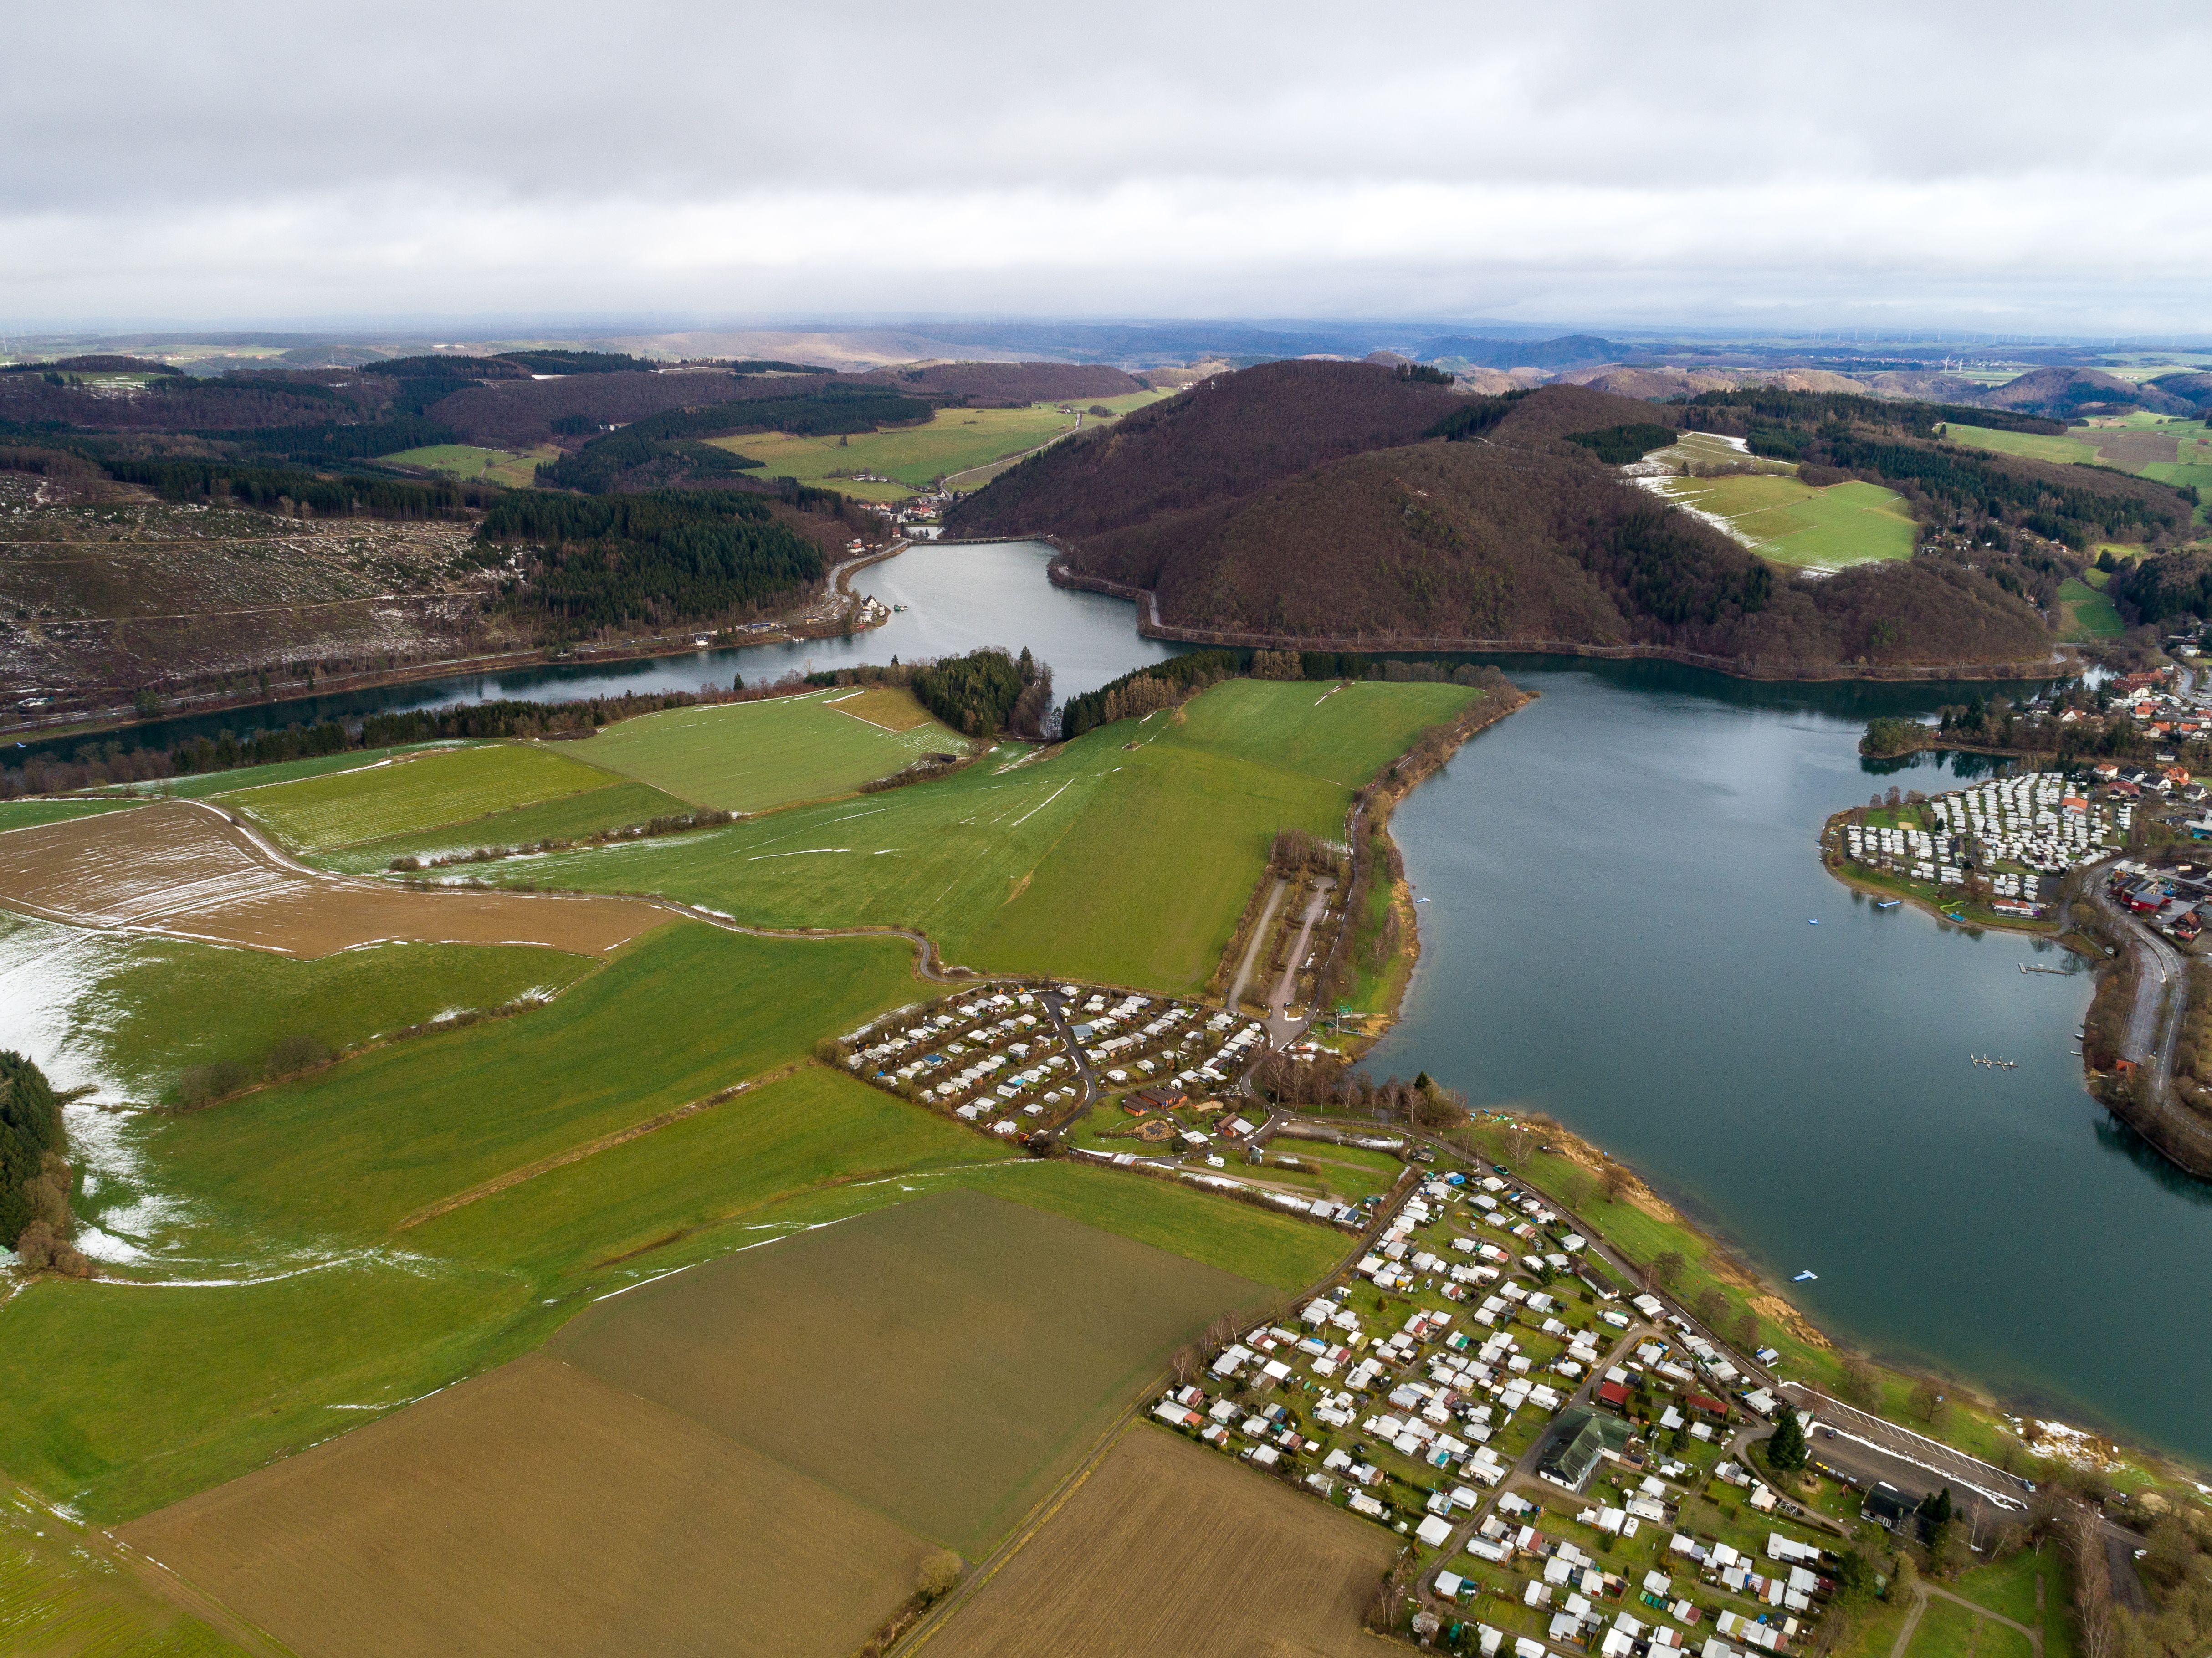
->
[2084,879,2212,1172]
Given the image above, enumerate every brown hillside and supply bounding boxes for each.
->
[1110,408,2050,669]
[952,369,2054,671]
[947,359,1468,547]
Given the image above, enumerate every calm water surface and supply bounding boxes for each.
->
[1367,662,2212,1463]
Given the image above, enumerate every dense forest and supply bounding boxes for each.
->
[909,646,1052,737]
[108,456,491,517]
[476,489,824,633]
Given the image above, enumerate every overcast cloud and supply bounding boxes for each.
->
[6,0,2206,331]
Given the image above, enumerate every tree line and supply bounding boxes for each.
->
[2,1051,89,1277]
[105,457,492,519]
[909,647,1052,738]
[536,387,932,494]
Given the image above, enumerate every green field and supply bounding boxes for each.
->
[705,393,1166,502]
[1652,472,1918,569]
[141,921,915,1235]
[120,743,470,800]
[0,1492,247,1658]
[380,443,553,487]
[1939,424,2103,467]
[313,779,694,873]
[550,1188,1272,1553]
[2056,577,2125,640]
[218,743,621,852]
[491,679,1476,992]
[0,797,142,830]
[0,909,597,1106]
[573,689,963,812]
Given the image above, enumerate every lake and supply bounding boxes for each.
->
[1365,660,2212,1464]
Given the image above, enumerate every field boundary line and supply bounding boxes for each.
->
[392,1060,806,1230]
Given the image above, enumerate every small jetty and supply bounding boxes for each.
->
[2019,963,2068,976]
[1874,899,1901,910]
[1971,1054,2020,1070]
[1792,1270,1818,1283]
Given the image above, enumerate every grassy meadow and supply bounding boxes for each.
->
[218,743,620,853]
[2056,576,2126,640]
[380,442,555,487]
[0,916,598,1106]
[572,688,962,812]
[0,797,143,831]
[314,778,694,873]
[489,678,1477,992]
[705,392,1166,501]
[1653,471,1918,570]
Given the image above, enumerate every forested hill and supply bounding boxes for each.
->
[949,371,2059,673]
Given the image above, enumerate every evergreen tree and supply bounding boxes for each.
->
[0,1050,64,1247]
[1766,1405,1808,1473]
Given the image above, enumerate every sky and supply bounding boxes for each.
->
[7,0,2207,334]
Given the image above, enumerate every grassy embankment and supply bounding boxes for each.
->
[703,391,1167,502]
[475,677,1479,994]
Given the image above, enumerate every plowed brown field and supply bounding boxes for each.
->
[0,799,662,956]
[925,1425,1393,1658]
[552,1188,1274,1554]
[120,1353,932,1658]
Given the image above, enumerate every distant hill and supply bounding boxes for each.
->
[2149,371,2212,412]
[1418,334,1618,370]
[947,367,2061,674]
[430,370,834,447]
[853,361,1144,404]
[1972,367,2194,420]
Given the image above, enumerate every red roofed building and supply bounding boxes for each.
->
[1596,1380,1630,1412]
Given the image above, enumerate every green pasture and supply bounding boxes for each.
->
[1904,1594,1985,1658]
[571,690,960,813]
[314,779,692,873]
[493,679,1475,993]
[125,744,471,800]
[705,394,1164,501]
[140,921,918,1235]
[2057,577,2125,641]
[1939,425,2103,467]
[1644,431,1791,473]
[0,1468,254,1656]
[380,442,553,487]
[218,742,617,852]
[0,914,596,1105]
[0,797,142,830]
[1654,473,1917,569]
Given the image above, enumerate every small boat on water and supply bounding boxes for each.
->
[1874,899,1901,910]
[1792,1270,1818,1283]
[1971,1054,2020,1070]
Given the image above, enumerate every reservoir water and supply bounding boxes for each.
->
[19,540,2210,1461]
[1366,661,2212,1465]
[15,539,1184,765]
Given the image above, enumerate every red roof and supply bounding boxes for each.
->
[1596,1381,1630,1408]
[1685,1392,1728,1416]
